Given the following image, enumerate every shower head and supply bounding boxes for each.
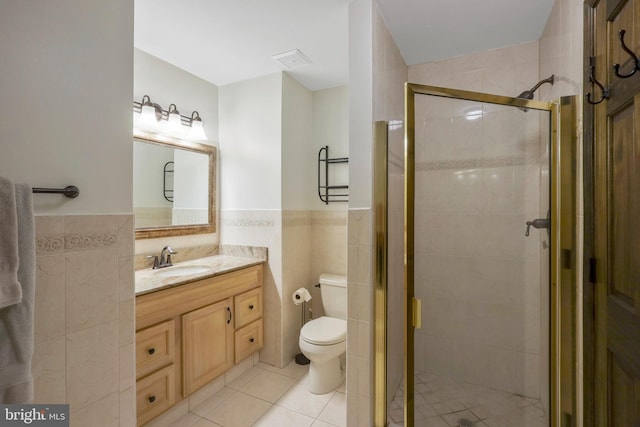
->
[516,75,555,100]
[516,75,554,112]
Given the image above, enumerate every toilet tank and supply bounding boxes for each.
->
[319,274,347,319]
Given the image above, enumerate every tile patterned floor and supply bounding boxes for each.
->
[169,360,345,427]
[388,372,548,427]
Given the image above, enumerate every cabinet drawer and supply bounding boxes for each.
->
[136,365,176,426]
[234,287,262,329]
[136,319,175,379]
[235,319,263,364]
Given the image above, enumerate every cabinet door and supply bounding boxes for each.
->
[182,298,233,396]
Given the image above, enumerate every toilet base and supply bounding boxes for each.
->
[295,352,310,365]
[308,356,344,394]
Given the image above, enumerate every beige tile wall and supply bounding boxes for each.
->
[33,214,135,426]
[220,210,283,367]
[282,211,312,364]
[346,208,373,427]
[409,41,539,96]
[310,210,348,317]
[221,209,347,369]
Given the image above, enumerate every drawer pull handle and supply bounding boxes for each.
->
[249,337,255,343]
[227,307,232,324]
[148,395,156,403]
[147,348,155,355]
[249,304,254,310]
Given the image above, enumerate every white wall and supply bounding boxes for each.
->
[1,2,135,424]
[313,86,350,211]
[349,0,374,210]
[282,73,313,210]
[0,1,133,215]
[133,49,220,253]
[134,49,219,142]
[219,73,283,210]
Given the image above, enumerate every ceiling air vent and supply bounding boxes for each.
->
[272,49,312,69]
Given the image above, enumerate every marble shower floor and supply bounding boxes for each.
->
[388,372,548,427]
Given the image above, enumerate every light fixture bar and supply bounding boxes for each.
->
[133,96,208,140]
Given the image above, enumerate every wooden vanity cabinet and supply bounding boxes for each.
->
[135,264,263,426]
[182,298,234,395]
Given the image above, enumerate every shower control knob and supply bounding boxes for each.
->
[525,218,550,236]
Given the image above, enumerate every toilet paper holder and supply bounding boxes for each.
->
[293,287,313,365]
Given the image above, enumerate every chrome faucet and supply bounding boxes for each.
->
[159,246,177,267]
[147,246,178,269]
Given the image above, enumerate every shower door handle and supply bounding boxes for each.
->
[525,218,549,236]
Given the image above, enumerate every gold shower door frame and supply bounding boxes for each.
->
[373,84,578,427]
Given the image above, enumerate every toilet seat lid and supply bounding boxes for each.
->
[301,316,346,345]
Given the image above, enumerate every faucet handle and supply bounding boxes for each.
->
[146,255,159,269]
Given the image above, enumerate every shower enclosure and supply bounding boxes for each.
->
[374,85,577,427]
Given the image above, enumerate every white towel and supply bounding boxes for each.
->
[0,177,21,309]
[0,183,35,403]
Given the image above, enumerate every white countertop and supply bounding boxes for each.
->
[135,254,265,296]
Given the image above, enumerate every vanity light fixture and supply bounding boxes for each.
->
[188,111,207,141]
[166,104,184,136]
[133,95,208,141]
[138,95,162,131]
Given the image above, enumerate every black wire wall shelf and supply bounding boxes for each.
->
[318,145,348,204]
[163,161,174,203]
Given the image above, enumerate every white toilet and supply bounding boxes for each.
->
[299,273,347,394]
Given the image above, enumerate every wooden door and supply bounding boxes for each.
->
[590,0,640,425]
[182,298,234,396]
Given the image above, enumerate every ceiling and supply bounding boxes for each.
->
[134,0,555,91]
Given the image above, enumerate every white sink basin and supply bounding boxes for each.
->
[154,265,210,278]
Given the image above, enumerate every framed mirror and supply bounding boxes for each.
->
[133,134,216,239]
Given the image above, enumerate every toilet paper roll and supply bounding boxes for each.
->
[292,287,312,305]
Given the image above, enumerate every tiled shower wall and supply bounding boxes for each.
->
[409,42,547,397]
[32,215,135,426]
[413,95,544,398]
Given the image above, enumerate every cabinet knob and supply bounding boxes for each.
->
[249,304,254,310]
[147,348,155,355]
[249,337,255,343]
[148,395,156,403]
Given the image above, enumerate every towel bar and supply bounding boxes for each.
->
[32,185,79,198]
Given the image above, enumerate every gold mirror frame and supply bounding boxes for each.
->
[134,133,217,239]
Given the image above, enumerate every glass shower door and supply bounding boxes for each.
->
[404,85,555,427]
